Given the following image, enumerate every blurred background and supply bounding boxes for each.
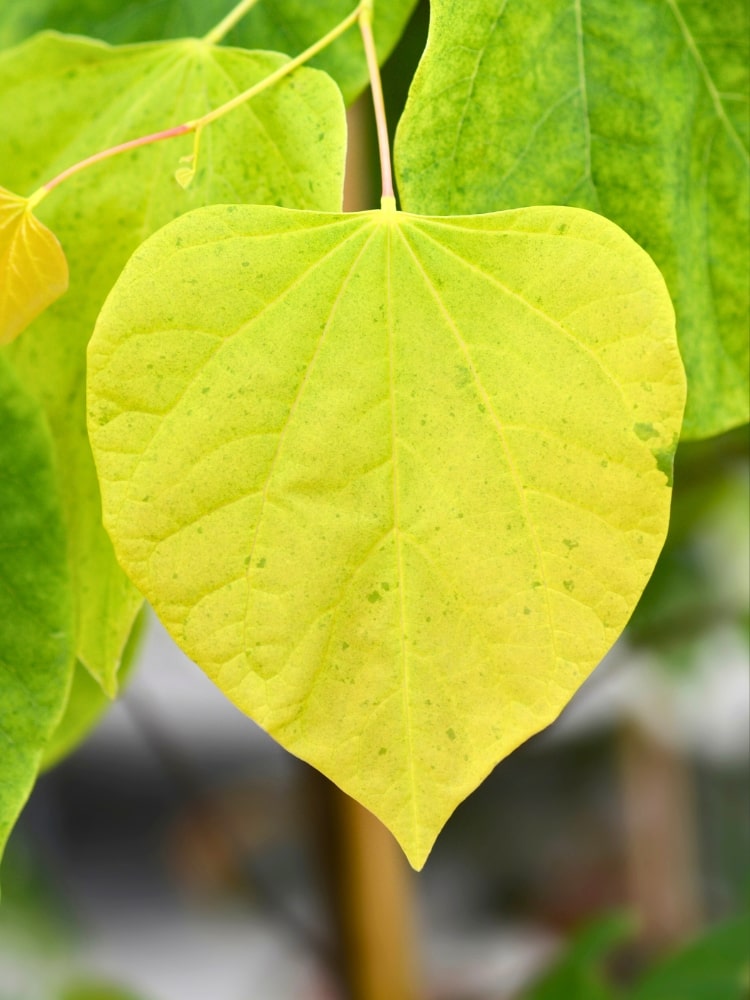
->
[1,4,748,998]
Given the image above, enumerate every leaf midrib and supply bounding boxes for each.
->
[385,219,419,842]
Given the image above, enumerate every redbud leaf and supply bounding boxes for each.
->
[88,202,685,867]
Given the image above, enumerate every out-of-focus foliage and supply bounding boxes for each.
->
[523,912,750,999]
[630,914,750,1000]
[523,913,633,1000]
[628,427,749,662]
[61,983,148,1000]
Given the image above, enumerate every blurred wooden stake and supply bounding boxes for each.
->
[337,794,422,1000]
[619,719,703,952]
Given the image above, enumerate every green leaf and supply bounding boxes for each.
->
[0,357,74,865]
[523,912,634,1000]
[394,0,749,440]
[0,0,419,104]
[630,915,750,1000]
[224,0,420,105]
[61,983,149,1000]
[0,185,68,344]
[628,428,750,653]
[40,608,146,771]
[87,201,685,867]
[0,32,346,693]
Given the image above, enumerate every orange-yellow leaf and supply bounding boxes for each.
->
[0,185,68,344]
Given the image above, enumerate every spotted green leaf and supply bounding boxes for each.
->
[0,357,74,866]
[0,0,419,104]
[87,201,685,867]
[0,185,68,344]
[395,0,749,440]
[0,32,346,693]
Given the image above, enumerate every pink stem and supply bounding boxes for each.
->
[42,122,193,194]
[359,11,394,201]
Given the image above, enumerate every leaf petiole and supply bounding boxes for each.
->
[27,124,193,205]
[190,3,364,131]
[358,0,395,204]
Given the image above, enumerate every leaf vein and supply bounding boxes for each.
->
[411,220,632,411]
[396,224,560,666]
[240,223,381,663]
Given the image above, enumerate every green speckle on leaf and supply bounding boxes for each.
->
[634,422,658,440]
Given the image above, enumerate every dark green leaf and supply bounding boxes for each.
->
[630,915,750,1000]
[0,357,74,865]
[524,913,634,1000]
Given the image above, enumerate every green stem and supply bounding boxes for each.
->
[191,3,363,130]
[203,0,262,46]
[28,2,364,208]
[358,1,395,206]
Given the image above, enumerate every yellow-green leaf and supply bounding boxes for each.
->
[0,185,68,344]
[1,32,346,694]
[87,203,686,868]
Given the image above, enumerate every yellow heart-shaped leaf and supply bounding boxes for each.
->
[88,203,686,867]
